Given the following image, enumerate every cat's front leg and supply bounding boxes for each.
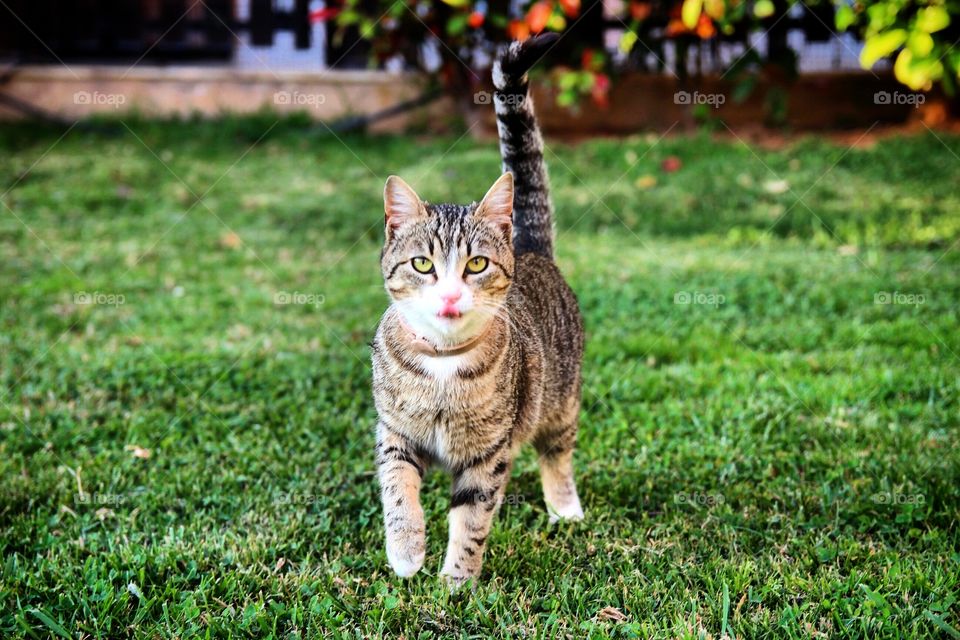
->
[376,422,429,578]
[440,455,513,587]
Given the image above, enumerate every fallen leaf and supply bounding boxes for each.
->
[635,174,657,189]
[763,179,790,194]
[598,606,628,622]
[220,231,242,249]
[228,323,253,340]
[126,445,152,459]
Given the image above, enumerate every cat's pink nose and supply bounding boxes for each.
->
[440,290,462,304]
[438,290,462,318]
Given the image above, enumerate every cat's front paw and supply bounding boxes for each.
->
[386,535,425,578]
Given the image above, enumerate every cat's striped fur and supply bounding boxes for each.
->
[372,34,583,586]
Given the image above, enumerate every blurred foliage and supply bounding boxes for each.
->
[834,0,959,92]
[681,0,959,93]
[333,0,958,109]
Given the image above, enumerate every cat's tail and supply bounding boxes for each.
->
[492,33,558,258]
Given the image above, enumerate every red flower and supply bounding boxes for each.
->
[559,0,581,18]
[591,73,611,108]
[508,19,531,41]
[526,2,553,34]
[467,10,485,28]
[629,1,652,21]
[662,156,682,172]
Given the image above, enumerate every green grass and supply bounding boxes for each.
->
[1,117,959,638]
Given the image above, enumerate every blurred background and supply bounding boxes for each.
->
[1,0,958,132]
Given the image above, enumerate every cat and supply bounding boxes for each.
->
[371,33,584,586]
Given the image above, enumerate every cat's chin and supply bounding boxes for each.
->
[426,314,483,346]
[397,307,491,348]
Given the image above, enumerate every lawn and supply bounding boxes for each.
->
[1,118,959,638]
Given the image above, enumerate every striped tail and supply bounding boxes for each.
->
[492,34,559,258]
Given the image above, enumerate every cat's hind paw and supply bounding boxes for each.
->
[440,571,478,592]
[547,499,584,524]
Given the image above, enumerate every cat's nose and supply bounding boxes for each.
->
[440,290,462,304]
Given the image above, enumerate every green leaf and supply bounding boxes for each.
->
[558,70,581,91]
[860,29,907,68]
[860,584,893,618]
[619,31,639,53]
[894,48,944,90]
[439,0,469,7]
[835,5,855,31]
[754,0,775,19]
[866,3,897,30]
[815,546,837,563]
[489,13,508,28]
[682,0,703,29]
[908,31,934,58]
[557,90,577,107]
[916,6,950,33]
[924,610,960,639]
[28,609,70,639]
[446,13,468,35]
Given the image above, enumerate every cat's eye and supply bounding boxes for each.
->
[464,256,489,275]
[411,256,434,274]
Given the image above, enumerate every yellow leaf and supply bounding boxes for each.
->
[753,0,775,19]
[635,174,657,189]
[703,0,725,20]
[860,29,906,68]
[439,0,469,7]
[894,49,942,91]
[916,6,950,33]
[546,12,567,30]
[681,0,703,30]
[908,32,934,58]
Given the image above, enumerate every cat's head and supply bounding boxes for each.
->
[380,173,515,347]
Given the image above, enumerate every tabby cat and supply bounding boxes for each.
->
[371,34,584,586]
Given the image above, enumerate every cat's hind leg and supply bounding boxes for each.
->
[440,455,513,588]
[534,422,584,523]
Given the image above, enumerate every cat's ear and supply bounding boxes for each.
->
[384,175,425,235]
[475,172,514,233]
